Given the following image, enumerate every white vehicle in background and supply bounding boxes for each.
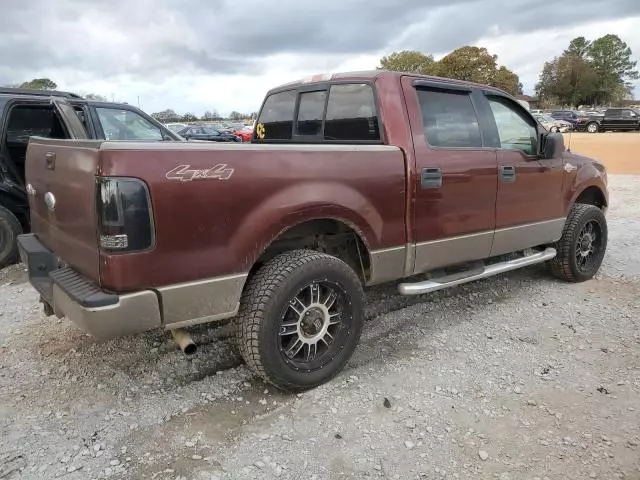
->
[533,113,573,133]
[165,122,188,133]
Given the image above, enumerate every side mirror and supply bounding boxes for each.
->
[540,132,565,159]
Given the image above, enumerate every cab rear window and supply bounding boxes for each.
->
[255,83,381,143]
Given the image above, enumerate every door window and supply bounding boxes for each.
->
[96,108,163,141]
[487,97,537,155]
[416,89,482,148]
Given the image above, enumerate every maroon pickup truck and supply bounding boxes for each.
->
[18,71,608,391]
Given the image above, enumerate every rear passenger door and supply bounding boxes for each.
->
[477,92,565,256]
[401,77,498,274]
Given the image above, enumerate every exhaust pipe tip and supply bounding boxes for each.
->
[182,342,197,355]
[171,328,197,355]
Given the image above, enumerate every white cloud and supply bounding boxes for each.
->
[2,1,638,116]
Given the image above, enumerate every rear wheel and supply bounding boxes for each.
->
[550,126,559,133]
[0,206,23,269]
[586,122,599,133]
[549,204,607,282]
[236,250,364,391]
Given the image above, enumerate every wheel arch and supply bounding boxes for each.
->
[250,217,373,283]
[572,185,608,210]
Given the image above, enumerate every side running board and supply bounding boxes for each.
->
[398,247,557,296]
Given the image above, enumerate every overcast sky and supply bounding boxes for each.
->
[2,0,639,116]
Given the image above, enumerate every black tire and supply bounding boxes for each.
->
[550,126,559,133]
[236,249,364,392]
[0,205,23,269]
[549,204,607,282]
[586,122,599,133]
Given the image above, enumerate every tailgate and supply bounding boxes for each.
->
[26,99,102,282]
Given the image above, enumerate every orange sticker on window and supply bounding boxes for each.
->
[256,123,265,140]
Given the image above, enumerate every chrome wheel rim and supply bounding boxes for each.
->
[575,220,602,272]
[587,123,597,133]
[278,281,351,371]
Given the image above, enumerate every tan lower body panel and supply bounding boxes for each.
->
[413,231,494,274]
[490,218,566,257]
[157,273,248,329]
[52,284,162,339]
[410,218,566,276]
[368,245,407,285]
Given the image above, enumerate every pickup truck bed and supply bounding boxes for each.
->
[18,71,609,391]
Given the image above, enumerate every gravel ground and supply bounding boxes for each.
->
[1,174,639,480]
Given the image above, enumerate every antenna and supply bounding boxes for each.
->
[566,125,572,153]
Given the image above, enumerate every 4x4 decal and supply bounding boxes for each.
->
[165,164,234,182]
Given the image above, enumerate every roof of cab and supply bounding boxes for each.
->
[267,70,509,96]
[0,87,83,99]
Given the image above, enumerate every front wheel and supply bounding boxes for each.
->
[549,204,607,282]
[236,250,364,391]
[586,122,599,133]
[550,126,559,133]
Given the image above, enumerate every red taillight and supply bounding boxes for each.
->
[97,177,154,252]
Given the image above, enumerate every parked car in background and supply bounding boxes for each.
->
[165,122,188,133]
[233,125,253,142]
[0,87,180,268]
[550,110,585,125]
[574,108,640,133]
[177,125,242,142]
[533,114,573,133]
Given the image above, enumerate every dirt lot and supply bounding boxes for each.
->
[563,132,640,174]
[1,175,639,480]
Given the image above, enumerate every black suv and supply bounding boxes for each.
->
[0,87,181,268]
[574,108,640,133]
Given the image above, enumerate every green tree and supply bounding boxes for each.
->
[493,66,523,95]
[151,109,180,123]
[536,54,598,106]
[435,46,522,95]
[20,78,57,90]
[84,93,107,101]
[378,50,437,75]
[564,37,591,58]
[588,34,639,103]
[181,112,198,122]
[229,111,246,121]
[378,46,522,95]
[536,34,638,106]
[437,46,498,85]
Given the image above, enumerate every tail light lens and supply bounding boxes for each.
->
[96,177,154,252]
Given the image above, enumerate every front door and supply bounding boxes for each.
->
[401,77,498,274]
[479,93,565,256]
[621,109,637,130]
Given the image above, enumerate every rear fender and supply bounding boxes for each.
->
[231,181,382,271]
